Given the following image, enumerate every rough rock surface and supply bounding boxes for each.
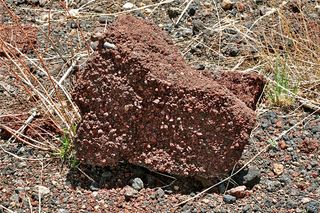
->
[73,16,264,179]
[210,71,266,110]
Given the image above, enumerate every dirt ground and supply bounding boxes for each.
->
[0,0,319,212]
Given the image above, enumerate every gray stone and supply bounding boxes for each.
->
[35,185,50,195]
[93,6,103,13]
[131,177,144,191]
[222,44,240,57]
[266,180,281,192]
[99,16,108,24]
[279,174,291,185]
[235,166,261,188]
[17,161,27,168]
[223,194,236,204]
[167,7,182,19]
[306,201,319,213]
[124,186,138,201]
[308,13,319,20]
[15,187,30,194]
[90,182,99,191]
[90,41,99,50]
[259,6,272,16]
[155,188,165,198]
[242,204,251,212]
[10,194,20,202]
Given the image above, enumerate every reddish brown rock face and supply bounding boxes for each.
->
[210,71,266,110]
[73,16,265,179]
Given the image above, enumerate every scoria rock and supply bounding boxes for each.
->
[72,15,265,179]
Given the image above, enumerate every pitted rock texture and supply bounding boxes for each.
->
[73,16,264,178]
[0,24,37,57]
[210,71,266,110]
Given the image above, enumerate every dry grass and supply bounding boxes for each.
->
[0,0,83,153]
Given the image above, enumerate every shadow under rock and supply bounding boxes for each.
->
[66,162,211,195]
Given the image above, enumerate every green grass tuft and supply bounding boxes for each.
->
[267,56,298,106]
[57,124,79,168]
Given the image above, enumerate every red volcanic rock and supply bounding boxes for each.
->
[211,71,266,110]
[0,24,37,56]
[73,16,265,179]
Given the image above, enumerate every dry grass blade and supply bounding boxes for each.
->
[0,205,15,213]
[175,0,194,25]
[7,110,37,143]
[0,143,45,161]
[0,124,55,151]
[1,41,81,138]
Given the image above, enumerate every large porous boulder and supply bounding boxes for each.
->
[73,16,265,179]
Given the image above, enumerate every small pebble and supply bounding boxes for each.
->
[223,194,236,204]
[236,2,246,12]
[124,186,138,201]
[103,42,117,49]
[98,16,108,24]
[227,185,246,198]
[17,161,27,168]
[57,209,69,213]
[266,180,281,192]
[155,188,165,198]
[187,6,196,16]
[90,182,99,191]
[90,41,99,50]
[195,64,205,70]
[36,185,50,195]
[131,178,144,191]
[305,201,319,213]
[10,194,20,202]
[221,0,234,10]
[272,163,284,175]
[167,7,182,19]
[122,2,134,10]
[242,204,251,212]
[301,197,311,204]
[235,166,261,188]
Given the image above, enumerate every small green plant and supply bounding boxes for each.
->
[267,56,298,106]
[267,138,278,148]
[59,132,71,160]
[57,124,79,168]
